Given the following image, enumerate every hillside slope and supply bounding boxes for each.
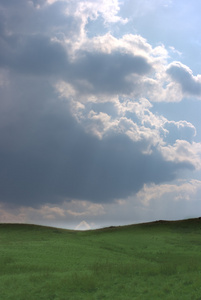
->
[1,218,201,299]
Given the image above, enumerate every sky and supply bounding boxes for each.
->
[1,0,201,230]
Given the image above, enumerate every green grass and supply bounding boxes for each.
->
[1,218,201,299]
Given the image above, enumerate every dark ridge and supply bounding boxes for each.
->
[0,223,74,233]
[1,217,201,232]
[94,217,201,232]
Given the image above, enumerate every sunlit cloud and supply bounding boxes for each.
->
[0,0,201,228]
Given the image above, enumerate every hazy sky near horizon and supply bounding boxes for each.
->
[1,0,201,229]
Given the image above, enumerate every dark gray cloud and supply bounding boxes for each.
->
[13,35,69,76]
[0,39,151,97]
[167,62,201,97]
[0,0,151,94]
[0,0,200,211]
[0,34,151,95]
[69,50,152,94]
[0,1,74,76]
[0,75,194,207]
[0,0,78,36]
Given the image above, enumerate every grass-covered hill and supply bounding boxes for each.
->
[1,218,201,300]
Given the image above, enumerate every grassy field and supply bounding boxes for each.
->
[1,218,201,299]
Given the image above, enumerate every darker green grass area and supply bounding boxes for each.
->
[1,218,201,299]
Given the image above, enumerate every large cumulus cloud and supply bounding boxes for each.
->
[0,0,201,210]
[0,75,187,207]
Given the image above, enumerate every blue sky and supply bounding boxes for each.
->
[0,0,201,229]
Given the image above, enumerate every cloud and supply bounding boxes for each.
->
[163,120,196,144]
[0,204,26,223]
[159,140,201,169]
[0,70,200,207]
[69,50,152,95]
[0,200,103,228]
[2,0,200,103]
[14,35,68,76]
[167,61,201,98]
[0,0,201,220]
[137,179,201,205]
[99,178,201,226]
[1,178,201,228]
[66,201,105,217]
[0,0,81,37]
[169,46,182,57]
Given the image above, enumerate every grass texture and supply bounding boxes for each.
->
[1,218,201,299]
